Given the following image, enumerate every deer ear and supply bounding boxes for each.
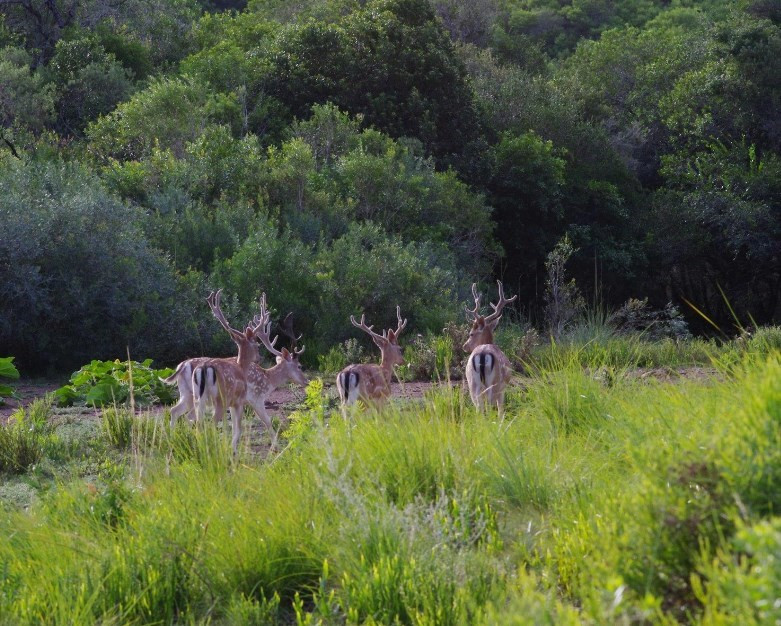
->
[387,329,397,343]
[281,347,290,358]
[371,334,386,349]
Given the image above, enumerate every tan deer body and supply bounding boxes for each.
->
[336,307,407,415]
[165,293,306,451]
[166,354,306,447]
[189,291,265,453]
[463,282,517,415]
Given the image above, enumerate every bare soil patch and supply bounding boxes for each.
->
[0,380,63,423]
[1,367,719,427]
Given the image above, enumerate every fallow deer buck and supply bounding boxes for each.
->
[463,281,517,416]
[336,306,407,416]
[163,291,307,452]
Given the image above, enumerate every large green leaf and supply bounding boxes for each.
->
[53,385,79,407]
[0,357,20,380]
[85,380,126,407]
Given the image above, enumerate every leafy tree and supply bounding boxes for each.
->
[264,0,479,164]
[486,131,566,294]
[0,46,54,156]
[649,142,781,325]
[264,103,497,270]
[46,34,134,134]
[0,0,201,65]
[86,76,218,161]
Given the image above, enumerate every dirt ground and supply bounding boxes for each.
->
[1,366,718,425]
[0,381,63,423]
[0,378,450,423]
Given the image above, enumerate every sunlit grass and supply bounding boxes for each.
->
[0,348,779,623]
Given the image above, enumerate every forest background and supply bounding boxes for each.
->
[1,0,779,373]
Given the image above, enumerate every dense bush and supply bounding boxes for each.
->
[0,160,213,372]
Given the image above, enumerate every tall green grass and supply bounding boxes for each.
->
[0,351,779,623]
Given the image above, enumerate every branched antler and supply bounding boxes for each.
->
[256,293,305,356]
[465,283,482,320]
[351,306,407,343]
[280,312,304,354]
[484,281,517,322]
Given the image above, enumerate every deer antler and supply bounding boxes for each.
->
[206,289,245,342]
[484,281,517,323]
[254,293,305,357]
[280,312,305,355]
[351,307,407,344]
[390,305,407,340]
[350,313,386,343]
[254,292,284,357]
[464,283,482,321]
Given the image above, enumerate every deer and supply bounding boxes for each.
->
[163,291,307,451]
[463,281,517,416]
[336,306,407,416]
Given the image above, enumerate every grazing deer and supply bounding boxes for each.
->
[463,281,517,415]
[336,306,407,416]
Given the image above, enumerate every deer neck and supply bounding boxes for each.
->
[236,344,257,372]
[378,352,396,378]
[472,326,495,348]
[264,361,292,392]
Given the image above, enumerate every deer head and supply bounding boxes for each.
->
[351,306,408,368]
[255,293,307,386]
[206,289,264,366]
[463,281,517,352]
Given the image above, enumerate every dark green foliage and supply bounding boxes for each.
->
[46,33,135,135]
[214,220,462,356]
[0,160,210,372]
[263,0,480,164]
[609,298,691,340]
[487,131,566,291]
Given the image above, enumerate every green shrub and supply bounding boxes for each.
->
[317,338,365,375]
[0,356,20,405]
[697,518,781,625]
[283,378,329,451]
[401,325,467,382]
[55,359,175,408]
[224,592,282,625]
[0,160,208,372]
[0,397,54,474]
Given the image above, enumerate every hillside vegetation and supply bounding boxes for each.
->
[0,0,779,371]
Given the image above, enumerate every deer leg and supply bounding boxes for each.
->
[256,404,277,449]
[468,378,484,412]
[194,390,205,425]
[496,388,506,419]
[212,394,225,426]
[169,395,193,428]
[229,405,243,455]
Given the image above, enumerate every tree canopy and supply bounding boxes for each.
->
[1,0,779,370]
